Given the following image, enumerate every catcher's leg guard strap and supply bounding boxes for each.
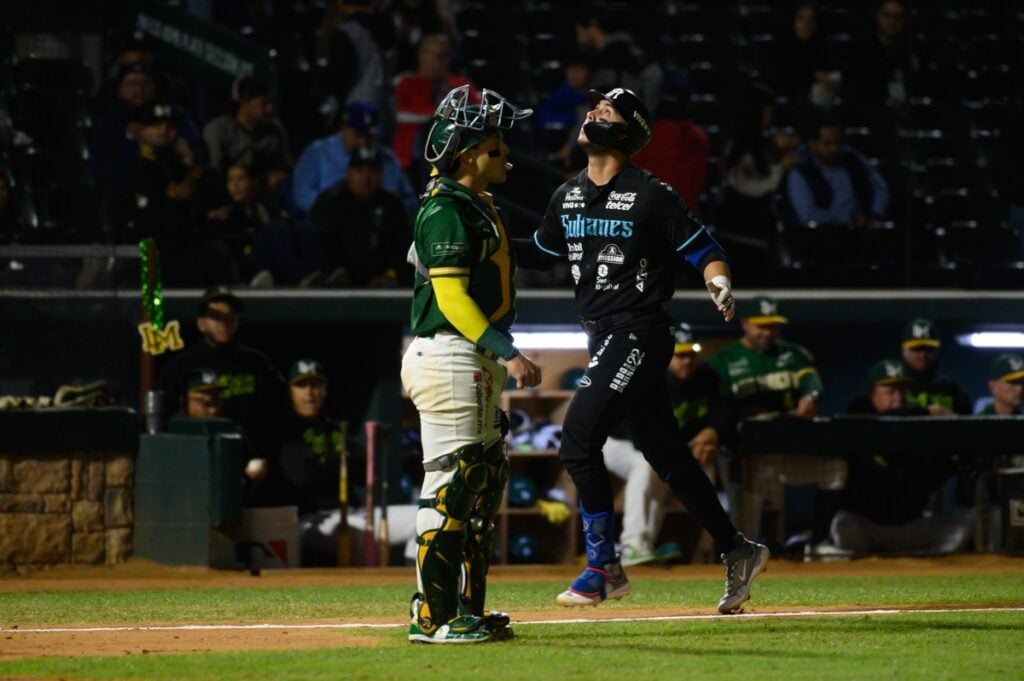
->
[432,442,489,522]
[463,440,510,615]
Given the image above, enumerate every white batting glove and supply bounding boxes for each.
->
[706,275,735,321]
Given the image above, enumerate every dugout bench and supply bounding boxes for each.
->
[738,415,1024,553]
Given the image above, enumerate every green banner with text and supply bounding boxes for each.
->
[127,1,273,86]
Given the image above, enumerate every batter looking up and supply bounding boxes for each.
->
[514,87,768,614]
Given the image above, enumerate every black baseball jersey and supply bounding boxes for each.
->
[524,164,724,321]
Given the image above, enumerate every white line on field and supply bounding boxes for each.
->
[3,606,1023,634]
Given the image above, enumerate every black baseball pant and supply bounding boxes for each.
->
[559,314,738,550]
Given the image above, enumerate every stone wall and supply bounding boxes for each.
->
[0,452,134,566]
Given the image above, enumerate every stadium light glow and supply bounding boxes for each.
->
[956,332,1024,349]
[513,332,590,349]
[511,334,705,353]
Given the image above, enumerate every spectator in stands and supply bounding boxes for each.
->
[979,354,1024,416]
[844,0,922,105]
[109,102,219,285]
[181,368,224,418]
[535,53,592,169]
[91,63,201,189]
[992,100,1024,246]
[718,84,798,278]
[292,101,416,216]
[205,160,316,287]
[633,75,710,215]
[710,297,837,547]
[389,0,457,75]
[392,33,477,170]
[158,287,285,455]
[203,76,292,189]
[309,146,410,287]
[826,359,971,555]
[605,324,730,566]
[899,318,971,415]
[0,167,16,243]
[318,0,394,120]
[786,118,889,228]
[574,7,663,109]
[765,2,841,108]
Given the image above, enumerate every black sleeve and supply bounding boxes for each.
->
[513,193,566,270]
[649,178,727,268]
[512,238,561,270]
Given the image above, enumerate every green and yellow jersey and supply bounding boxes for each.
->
[409,177,518,358]
[709,338,823,419]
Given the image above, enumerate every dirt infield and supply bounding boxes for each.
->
[1,554,1020,594]
[1,555,1021,661]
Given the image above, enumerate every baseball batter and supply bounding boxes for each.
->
[514,87,768,614]
[401,85,541,644]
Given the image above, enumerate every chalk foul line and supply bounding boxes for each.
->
[3,606,1023,634]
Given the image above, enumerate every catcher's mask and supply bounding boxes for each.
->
[582,87,652,157]
[424,85,532,173]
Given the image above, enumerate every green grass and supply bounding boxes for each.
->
[2,574,1023,626]
[2,573,1023,679]
[2,612,1022,680]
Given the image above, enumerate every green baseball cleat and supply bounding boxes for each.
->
[409,615,493,644]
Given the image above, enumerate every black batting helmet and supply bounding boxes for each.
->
[583,88,652,157]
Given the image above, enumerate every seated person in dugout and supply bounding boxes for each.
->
[173,366,272,508]
[182,368,223,418]
[978,353,1024,416]
[900,317,971,415]
[275,359,415,566]
[821,359,973,555]
[708,296,840,548]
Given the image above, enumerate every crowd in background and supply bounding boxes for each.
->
[0,0,1022,289]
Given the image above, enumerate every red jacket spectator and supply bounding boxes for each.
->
[633,118,710,215]
[391,34,478,169]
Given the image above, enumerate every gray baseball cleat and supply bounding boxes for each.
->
[717,534,769,614]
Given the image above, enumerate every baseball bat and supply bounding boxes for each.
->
[363,420,379,567]
[336,420,351,567]
[377,424,391,565]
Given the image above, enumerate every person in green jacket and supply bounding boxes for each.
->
[709,296,839,548]
[709,296,822,420]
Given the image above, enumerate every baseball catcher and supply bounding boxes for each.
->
[401,85,541,644]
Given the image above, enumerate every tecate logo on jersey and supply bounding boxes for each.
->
[567,242,584,261]
[561,214,635,238]
[605,191,637,211]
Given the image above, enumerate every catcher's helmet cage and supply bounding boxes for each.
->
[583,87,652,157]
[424,85,533,172]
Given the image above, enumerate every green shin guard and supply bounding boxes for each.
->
[463,440,512,638]
[415,529,467,634]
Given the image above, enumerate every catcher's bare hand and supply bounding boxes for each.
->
[507,352,541,389]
